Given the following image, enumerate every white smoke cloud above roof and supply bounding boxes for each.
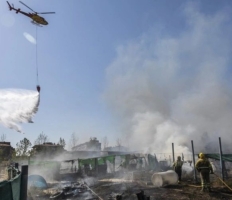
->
[104,3,232,154]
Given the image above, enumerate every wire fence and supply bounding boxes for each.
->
[0,165,21,200]
[0,164,20,181]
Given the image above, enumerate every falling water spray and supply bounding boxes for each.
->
[0,88,40,133]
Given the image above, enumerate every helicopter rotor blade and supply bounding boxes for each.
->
[38,12,56,14]
[19,1,36,13]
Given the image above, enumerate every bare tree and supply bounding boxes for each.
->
[58,137,66,148]
[102,136,109,150]
[116,138,122,147]
[69,132,78,150]
[34,132,49,145]
[16,138,32,157]
[116,138,123,151]
[0,133,6,142]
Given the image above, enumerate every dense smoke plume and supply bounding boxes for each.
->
[104,3,232,153]
[0,89,40,133]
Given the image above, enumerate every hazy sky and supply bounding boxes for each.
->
[1,0,232,153]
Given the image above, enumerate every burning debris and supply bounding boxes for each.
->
[136,190,150,200]
[49,183,88,199]
[28,181,100,200]
[108,192,123,200]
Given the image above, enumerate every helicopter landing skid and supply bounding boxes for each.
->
[31,21,43,27]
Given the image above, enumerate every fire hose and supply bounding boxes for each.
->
[213,173,232,192]
[83,183,104,200]
[186,173,232,192]
[186,184,201,188]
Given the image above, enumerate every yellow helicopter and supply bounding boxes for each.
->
[7,1,55,26]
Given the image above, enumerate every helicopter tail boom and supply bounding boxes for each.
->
[6,2,22,14]
[16,9,21,13]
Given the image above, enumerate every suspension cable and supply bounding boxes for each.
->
[35,25,39,85]
[35,25,41,93]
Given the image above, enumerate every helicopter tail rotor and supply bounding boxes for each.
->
[6,1,13,10]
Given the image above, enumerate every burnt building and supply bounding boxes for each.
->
[0,142,15,161]
[71,137,101,151]
[104,145,128,152]
[31,142,65,159]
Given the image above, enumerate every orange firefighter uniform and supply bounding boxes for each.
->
[195,153,214,192]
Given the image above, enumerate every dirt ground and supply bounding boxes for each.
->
[92,179,232,200]
[86,170,232,200]
[28,174,232,200]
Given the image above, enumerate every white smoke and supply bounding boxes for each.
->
[0,89,40,133]
[104,3,232,153]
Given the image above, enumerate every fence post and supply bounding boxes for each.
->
[20,165,28,200]
[219,137,224,181]
[95,158,98,175]
[15,163,19,170]
[172,143,175,162]
[191,140,197,182]
[113,156,115,173]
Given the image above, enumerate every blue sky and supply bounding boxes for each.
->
[1,0,232,152]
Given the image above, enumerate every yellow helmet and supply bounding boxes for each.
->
[199,153,205,159]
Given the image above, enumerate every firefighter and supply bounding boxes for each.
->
[195,153,214,192]
[173,156,183,183]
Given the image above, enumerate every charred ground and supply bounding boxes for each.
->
[28,172,232,200]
